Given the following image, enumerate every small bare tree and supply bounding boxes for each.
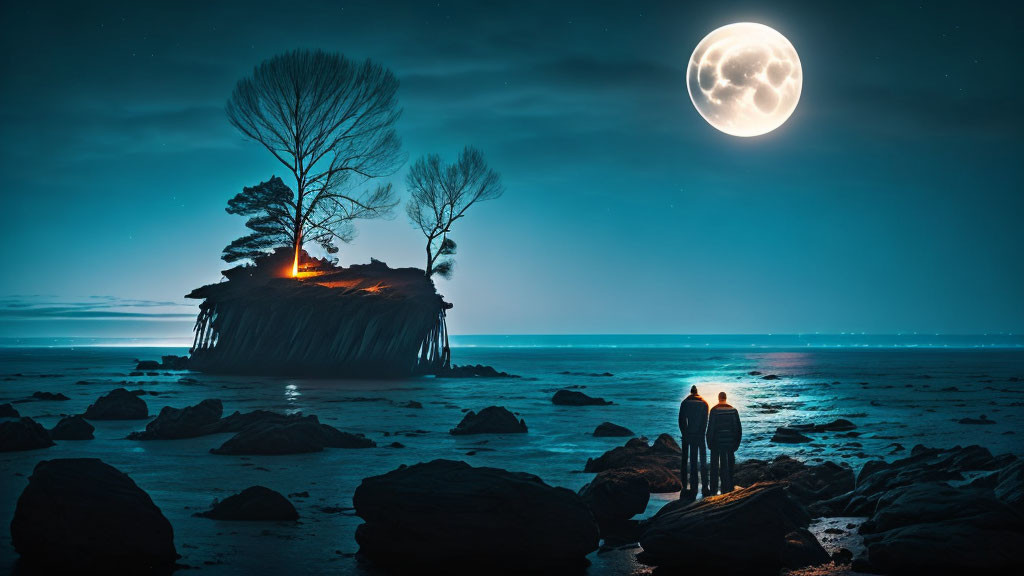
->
[226,49,403,272]
[406,146,504,278]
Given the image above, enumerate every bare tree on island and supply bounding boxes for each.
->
[224,49,404,273]
[406,146,504,278]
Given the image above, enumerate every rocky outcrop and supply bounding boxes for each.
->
[195,486,298,521]
[637,482,827,574]
[210,415,374,454]
[859,480,1024,572]
[841,444,1011,516]
[49,415,94,440]
[809,445,1024,573]
[0,417,54,452]
[552,389,612,406]
[733,455,854,508]
[0,403,19,417]
[135,355,189,371]
[128,399,223,440]
[584,434,682,492]
[83,387,149,420]
[11,458,178,572]
[593,422,634,437]
[353,459,599,572]
[449,406,527,435]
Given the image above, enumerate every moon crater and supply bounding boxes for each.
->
[687,23,802,137]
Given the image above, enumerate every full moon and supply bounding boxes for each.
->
[686,23,802,137]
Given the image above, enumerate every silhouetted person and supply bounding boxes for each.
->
[706,391,742,494]
[678,385,709,497]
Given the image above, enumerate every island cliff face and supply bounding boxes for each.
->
[187,250,451,378]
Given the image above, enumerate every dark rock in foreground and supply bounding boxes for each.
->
[449,406,527,435]
[579,467,650,539]
[11,458,178,572]
[0,418,55,452]
[354,459,599,572]
[50,415,94,440]
[83,387,149,420]
[31,391,70,401]
[211,415,374,454]
[435,364,518,378]
[584,434,682,492]
[593,422,634,437]
[860,480,1024,572]
[771,427,813,444]
[128,399,223,440]
[733,455,854,509]
[0,403,19,417]
[195,486,298,521]
[638,482,825,574]
[552,389,613,406]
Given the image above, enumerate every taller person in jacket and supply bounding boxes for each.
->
[706,391,742,494]
[678,385,709,497]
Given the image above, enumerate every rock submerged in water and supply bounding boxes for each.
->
[194,486,298,521]
[593,421,634,437]
[449,406,527,435]
[50,415,94,440]
[552,389,613,406]
[584,434,682,493]
[31,391,70,401]
[83,387,149,420]
[637,482,828,574]
[211,415,375,454]
[435,364,518,378]
[11,458,178,572]
[128,399,223,440]
[353,459,599,572]
[0,417,55,452]
[771,427,813,444]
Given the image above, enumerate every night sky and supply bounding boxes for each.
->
[1,0,1021,338]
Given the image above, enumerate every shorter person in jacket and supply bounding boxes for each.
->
[678,385,709,496]
[706,391,742,494]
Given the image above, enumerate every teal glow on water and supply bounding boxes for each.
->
[1,343,1023,573]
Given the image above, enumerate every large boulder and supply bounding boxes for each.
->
[127,399,223,440]
[210,415,374,454]
[49,415,94,440]
[552,389,612,406]
[584,434,682,492]
[449,406,527,435]
[593,422,634,437]
[994,459,1024,512]
[194,486,298,521]
[0,403,19,417]
[0,417,54,452]
[83,387,148,420]
[353,459,599,572]
[11,458,178,572]
[578,468,650,539]
[733,455,854,508]
[637,482,822,574]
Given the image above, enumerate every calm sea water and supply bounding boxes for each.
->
[2,337,1023,573]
